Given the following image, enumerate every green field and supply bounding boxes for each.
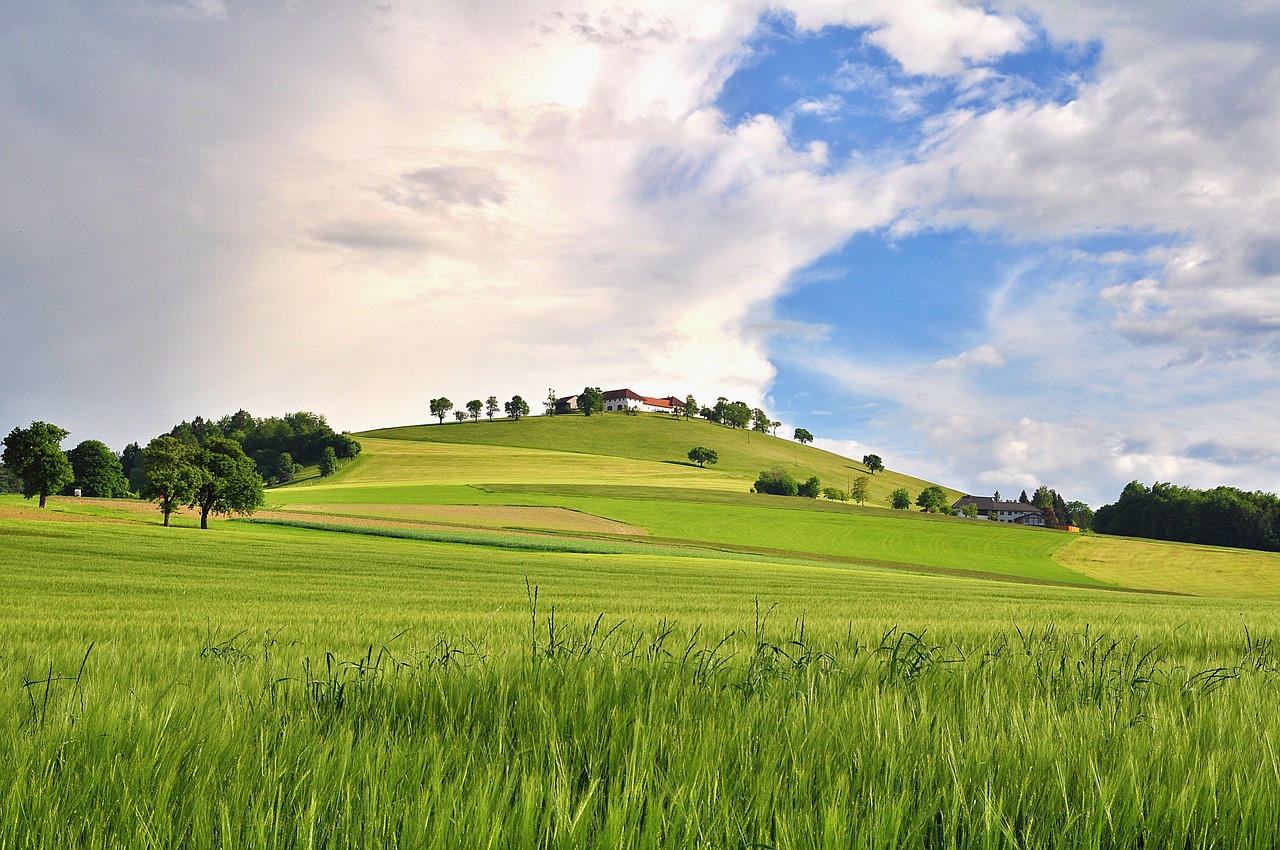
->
[4,416,1280,848]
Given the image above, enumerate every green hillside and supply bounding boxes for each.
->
[361,412,955,505]
[258,413,1280,597]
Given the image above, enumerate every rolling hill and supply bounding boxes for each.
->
[253,412,1280,597]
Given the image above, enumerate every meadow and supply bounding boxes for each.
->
[4,416,1280,848]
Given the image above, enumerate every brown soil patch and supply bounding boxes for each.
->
[0,497,175,524]
[272,503,647,536]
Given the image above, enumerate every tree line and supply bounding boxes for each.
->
[1094,480,1280,552]
[1,410,361,528]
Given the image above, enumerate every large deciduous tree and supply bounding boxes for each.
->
[189,437,265,530]
[793,428,814,445]
[687,447,718,468]
[430,397,453,425]
[141,436,199,526]
[504,396,530,420]
[850,475,870,506]
[66,440,130,497]
[916,485,950,513]
[862,454,884,473]
[888,487,911,510]
[1,422,74,508]
[485,396,500,421]
[466,399,483,422]
[578,387,604,416]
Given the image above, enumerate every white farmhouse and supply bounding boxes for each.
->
[951,496,1047,526]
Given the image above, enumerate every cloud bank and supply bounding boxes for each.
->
[3,1,1279,507]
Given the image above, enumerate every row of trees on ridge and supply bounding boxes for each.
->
[1094,480,1280,551]
[2,410,360,526]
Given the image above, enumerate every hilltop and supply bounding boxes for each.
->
[361,412,956,506]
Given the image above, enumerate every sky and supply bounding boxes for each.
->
[4,0,1280,508]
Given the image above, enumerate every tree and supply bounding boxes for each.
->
[485,396,500,421]
[467,399,483,422]
[120,441,145,493]
[862,454,884,474]
[430,397,453,425]
[687,447,718,468]
[754,467,798,496]
[962,501,980,518]
[66,439,129,498]
[0,463,21,494]
[1066,501,1095,532]
[684,395,698,420]
[318,446,339,477]
[454,410,467,423]
[850,475,870,505]
[252,449,296,485]
[578,387,604,416]
[771,420,781,436]
[916,485,950,513]
[822,487,848,501]
[751,408,771,433]
[993,490,1002,503]
[189,437,265,530]
[141,436,199,526]
[504,395,530,420]
[723,401,752,430]
[1,422,74,508]
[794,428,814,445]
[545,388,558,416]
[798,476,821,498]
[1019,489,1030,504]
[889,487,911,510]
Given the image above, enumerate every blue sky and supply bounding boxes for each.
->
[3,1,1280,507]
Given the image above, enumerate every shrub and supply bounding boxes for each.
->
[798,476,821,498]
[754,467,798,497]
[822,487,848,502]
[889,487,911,510]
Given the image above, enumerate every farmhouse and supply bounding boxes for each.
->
[557,389,685,414]
[602,389,684,413]
[951,496,1047,526]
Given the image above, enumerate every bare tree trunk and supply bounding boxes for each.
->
[200,505,211,529]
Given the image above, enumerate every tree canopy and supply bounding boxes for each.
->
[578,387,604,416]
[466,399,483,422]
[164,410,359,483]
[850,475,870,505]
[915,485,950,513]
[754,467,799,496]
[189,437,265,529]
[485,396,500,421]
[862,454,884,474]
[1094,480,1280,552]
[430,397,453,424]
[66,439,129,498]
[504,396,530,420]
[140,436,199,527]
[793,428,814,445]
[888,487,912,510]
[687,447,718,468]
[2,422,74,507]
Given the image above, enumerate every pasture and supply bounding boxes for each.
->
[5,417,1280,848]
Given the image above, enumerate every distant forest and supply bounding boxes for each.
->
[144,410,361,486]
[1094,481,1280,553]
